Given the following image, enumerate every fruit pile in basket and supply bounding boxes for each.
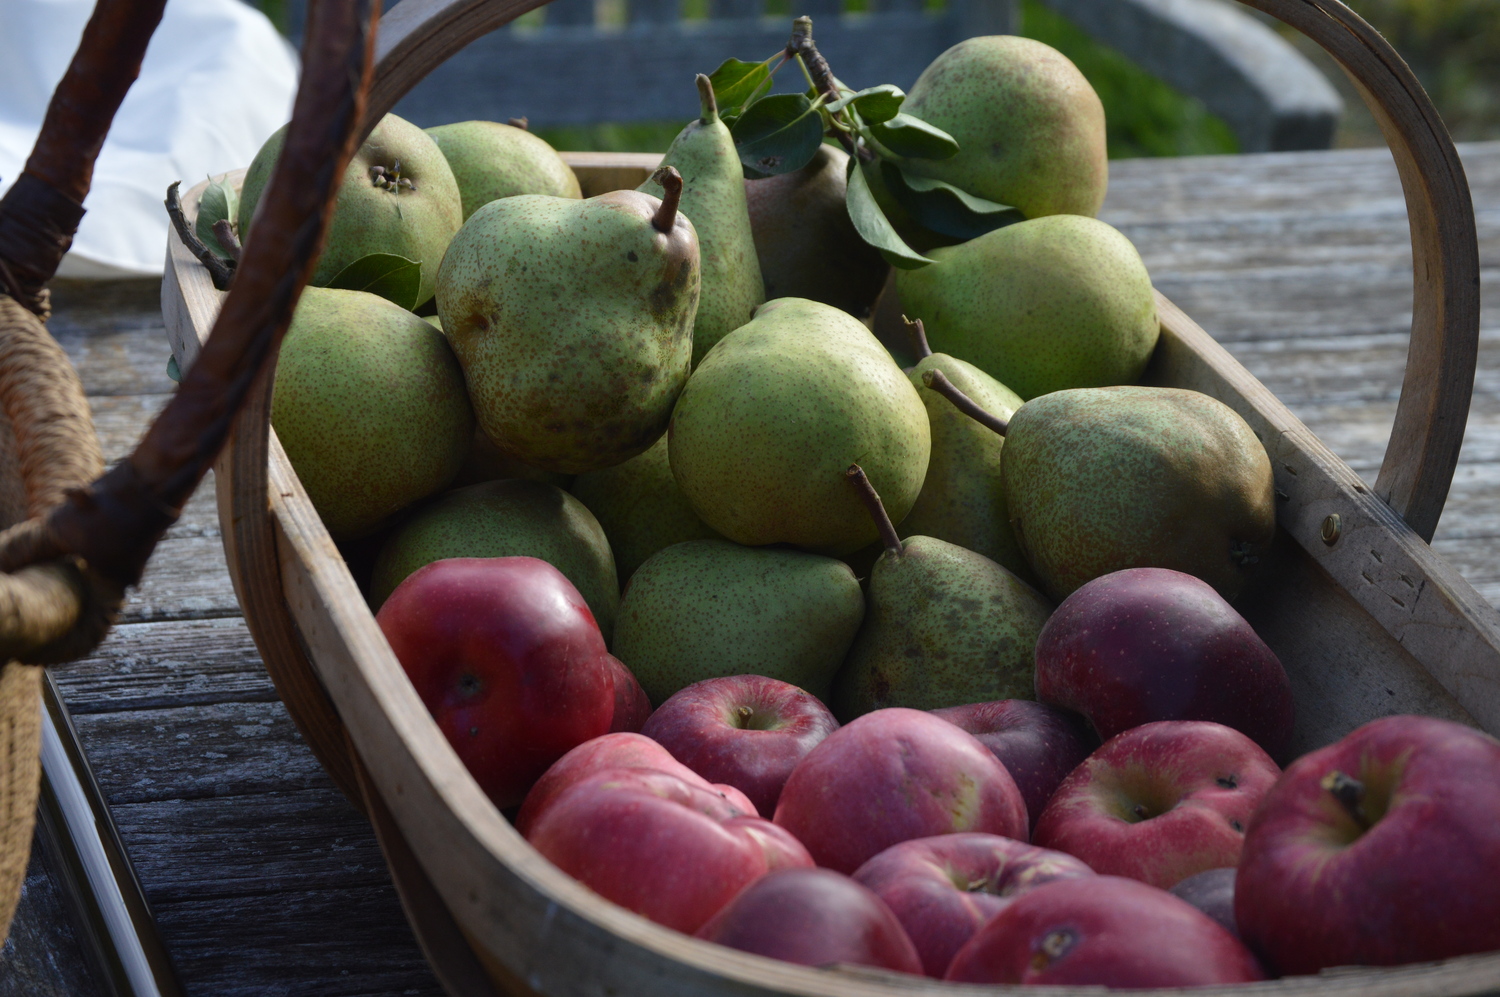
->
[210,17,1500,987]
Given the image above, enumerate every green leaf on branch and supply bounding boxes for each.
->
[867,113,960,160]
[327,254,423,311]
[845,160,935,270]
[826,84,905,124]
[709,58,776,114]
[731,93,826,178]
[881,163,1025,241]
[195,176,238,258]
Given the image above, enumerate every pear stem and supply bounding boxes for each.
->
[786,17,864,161]
[904,315,932,359]
[921,368,1009,437]
[508,116,529,130]
[651,166,683,233]
[846,464,902,555]
[211,219,243,262]
[696,74,719,124]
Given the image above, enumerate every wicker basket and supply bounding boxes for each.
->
[162,0,1500,993]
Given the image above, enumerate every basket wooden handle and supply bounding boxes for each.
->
[360,0,1478,542]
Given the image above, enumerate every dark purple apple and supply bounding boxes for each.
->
[1034,567,1295,758]
[695,867,923,974]
[852,833,1094,978]
[1236,714,1500,974]
[1034,721,1280,889]
[931,699,1098,828]
[773,708,1029,874]
[1169,867,1240,939]
[640,675,839,816]
[944,875,1265,985]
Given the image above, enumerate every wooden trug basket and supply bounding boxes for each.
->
[163,0,1500,993]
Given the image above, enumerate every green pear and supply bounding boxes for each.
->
[369,479,618,638]
[451,425,573,490]
[239,113,462,308]
[744,144,889,319]
[638,76,763,366]
[669,297,930,555]
[612,539,864,704]
[1001,386,1276,602]
[900,36,1108,219]
[896,214,1159,401]
[426,120,581,220]
[570,435,718,583]
[901,333,1032,581]
[832,466,1052,720]
[271,287,474,539]
[436,168,699,475]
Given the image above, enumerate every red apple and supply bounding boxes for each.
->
[376,556,618,809]
[1034,720,1279,889]
[773,708,1028,874]
[1236,714,1500,974]
[1169,867,1241,940]
[930,699,1098,829]
[642,675,839,815]
[695,867,922,974]
[516,732,756,835]
[526,766,813,934]
[606,655,653,732]
[851,833,1094,977]
[944,875,1265,985]
[1035,568,1295,758]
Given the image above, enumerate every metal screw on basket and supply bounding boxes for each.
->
[1321,513,1342,546]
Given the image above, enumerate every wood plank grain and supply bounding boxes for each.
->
[148,886,440,997]
[52,617,275,714]
[71,701,331,806]
[108,790,392,904]
[121,534,240,624]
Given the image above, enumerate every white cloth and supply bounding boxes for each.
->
[0,0,298,277]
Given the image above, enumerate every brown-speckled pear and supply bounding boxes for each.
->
[902,333,1031,581]
[369,479,619,640]
[1001,387,1276,602]
[611,539,864,704]
[436,167,699,475]
[271,288,473,540]
[900,36,1107,219]
[239,114,462,307]
[669,298,930,555]
[744,144,889,319]
[639,75,763,366]
[832,468,1052,721]
[895,215,1158,401]
[570,435,719,584]
[425,120,581,221]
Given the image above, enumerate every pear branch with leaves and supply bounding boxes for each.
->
[705,18,1026,269]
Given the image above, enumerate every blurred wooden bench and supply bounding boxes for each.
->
[265,0,1342,151]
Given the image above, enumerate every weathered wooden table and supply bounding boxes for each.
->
[2,141,1497,996]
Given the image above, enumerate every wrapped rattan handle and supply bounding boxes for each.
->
[363,0,1477,543]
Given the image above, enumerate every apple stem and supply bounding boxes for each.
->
[508,116,529,130]
[921,368,1009,437]
[904,316,933,360]
[651,166,684,233]
[845,464,902,555]
[696,74,719,124]
[1321,770,1369,828]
